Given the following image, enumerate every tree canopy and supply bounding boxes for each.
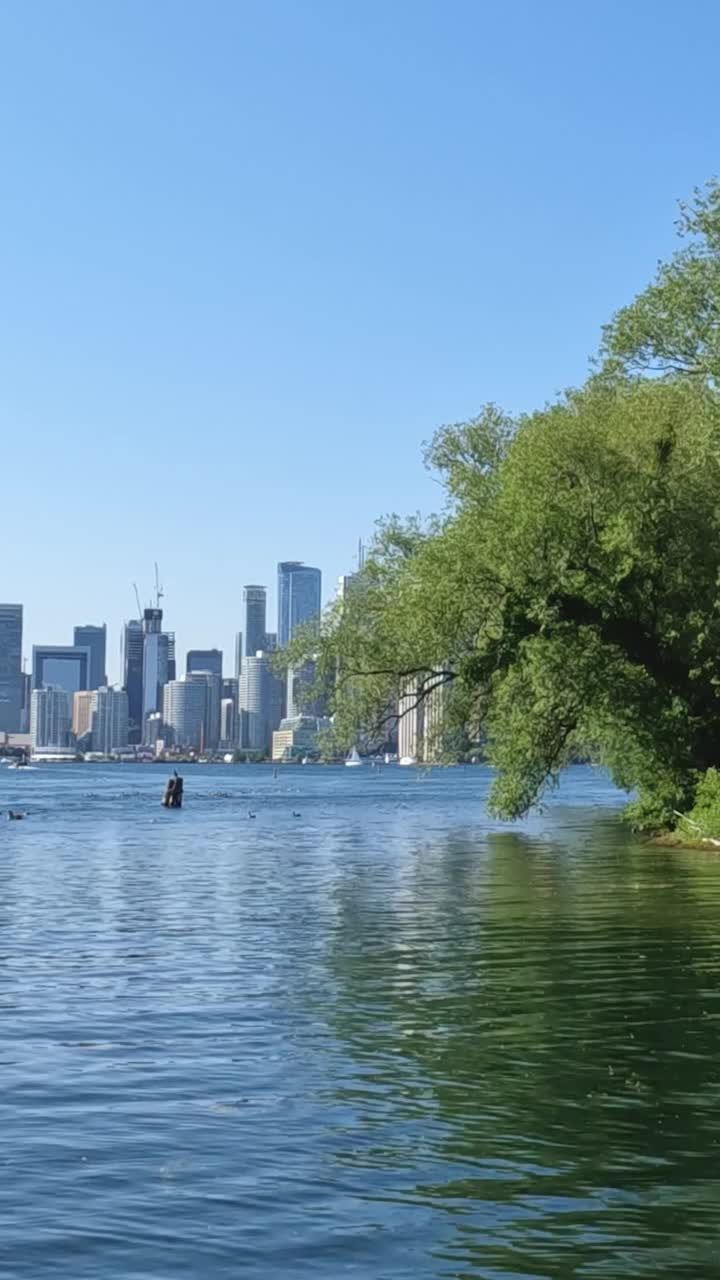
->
[284,182,720,829]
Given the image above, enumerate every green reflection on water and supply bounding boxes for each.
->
[321,816,720,1277]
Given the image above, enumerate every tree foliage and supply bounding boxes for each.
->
[284,182,720,828]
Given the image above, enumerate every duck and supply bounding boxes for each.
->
[292,811,301,818]
[7,810,26,821]
[247,810,256,819]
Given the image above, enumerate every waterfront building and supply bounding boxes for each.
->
[277,562,321,649]
[220,697,236,747]
[243,586,267,660]
[187,670,221,750]
[144,712,165,749]
[73,624,107,689]
[19,671,31,734]
[30,686,72,751]
[271,714,330,761]
[234,631,243,680]
[398,679,421,764]
[286,659,325,719]
[398,675,447,763]
[32,645,91,694]
[122,620,144,742]
[162,677,207,751]
[72,690,95,739]
[239,652,284,753]
[91,687,129,754]
[0,604,23,733]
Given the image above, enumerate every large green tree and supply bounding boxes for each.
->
[285,185,720,829]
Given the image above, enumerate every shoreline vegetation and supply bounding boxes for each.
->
[280,180,720,842]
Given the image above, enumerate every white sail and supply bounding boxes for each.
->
[345,746,363,767]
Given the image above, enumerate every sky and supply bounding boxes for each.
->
[2,0,719,681]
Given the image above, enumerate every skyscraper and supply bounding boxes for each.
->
[163,677,207,750]
[277,563,322,648]
[72,690,95,740]
[73,624,107,689]
[222,677,238,712]
[187,670,221,751]
[220,698,236,746]
[30,686,72,751]
[239,653,284,753]
[243,586,267,659]
[32,645,91,694]
[234,632,243,680]
[123,620,144,742]
[165,631,176,682]
[142,609,169,722]
[91,687,129,754]
[186,649,223,678]
[0,604,22,732]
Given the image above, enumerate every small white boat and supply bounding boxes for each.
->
[345,746,363,767]
[398,756,416,767]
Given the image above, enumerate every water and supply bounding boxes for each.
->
[2,763,720,1277]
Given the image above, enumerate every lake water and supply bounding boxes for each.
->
[2,762,720,1278]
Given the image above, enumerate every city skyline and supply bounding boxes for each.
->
[1,556,336,753]
[6,553,349,688]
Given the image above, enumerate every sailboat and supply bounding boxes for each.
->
[345,746,363,767]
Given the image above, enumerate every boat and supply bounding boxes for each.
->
[384,753,391,765]
[398,756,416,766]
[345,746,363,767]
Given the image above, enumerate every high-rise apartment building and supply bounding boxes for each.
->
[222,677,238,711]
[32,645,91,694]
[73,624,107,689]
[142,609,170,722]
[277,563,321,648]
[0,604,23,732]
[239,653,284,753]
[220,697,236,747]
[397,677,446,763]
[19,671,31,734]
[123,620,144,742]
[90,687,129,754]
[186,649,223,678]
[30,686,72,751]
[163,677,207,750]
[234,632,243,680]
[72,690,95,740]
[243,586,267,659]
[166,631,176,682]
[186,670,221,750]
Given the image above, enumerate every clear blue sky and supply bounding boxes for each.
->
[2,0,719,680]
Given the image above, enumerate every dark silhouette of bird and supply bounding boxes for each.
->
[292,811,301,818]
[247,810,256,819]
[7,810,25,820]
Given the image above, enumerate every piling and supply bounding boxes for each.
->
[161,773,184,808]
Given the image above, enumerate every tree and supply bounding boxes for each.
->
[283,185,720,829]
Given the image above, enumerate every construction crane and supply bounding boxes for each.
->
[133,583,143,620]
[154,563,164,610]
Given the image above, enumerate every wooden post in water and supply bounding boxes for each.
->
[161,772,184,808]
